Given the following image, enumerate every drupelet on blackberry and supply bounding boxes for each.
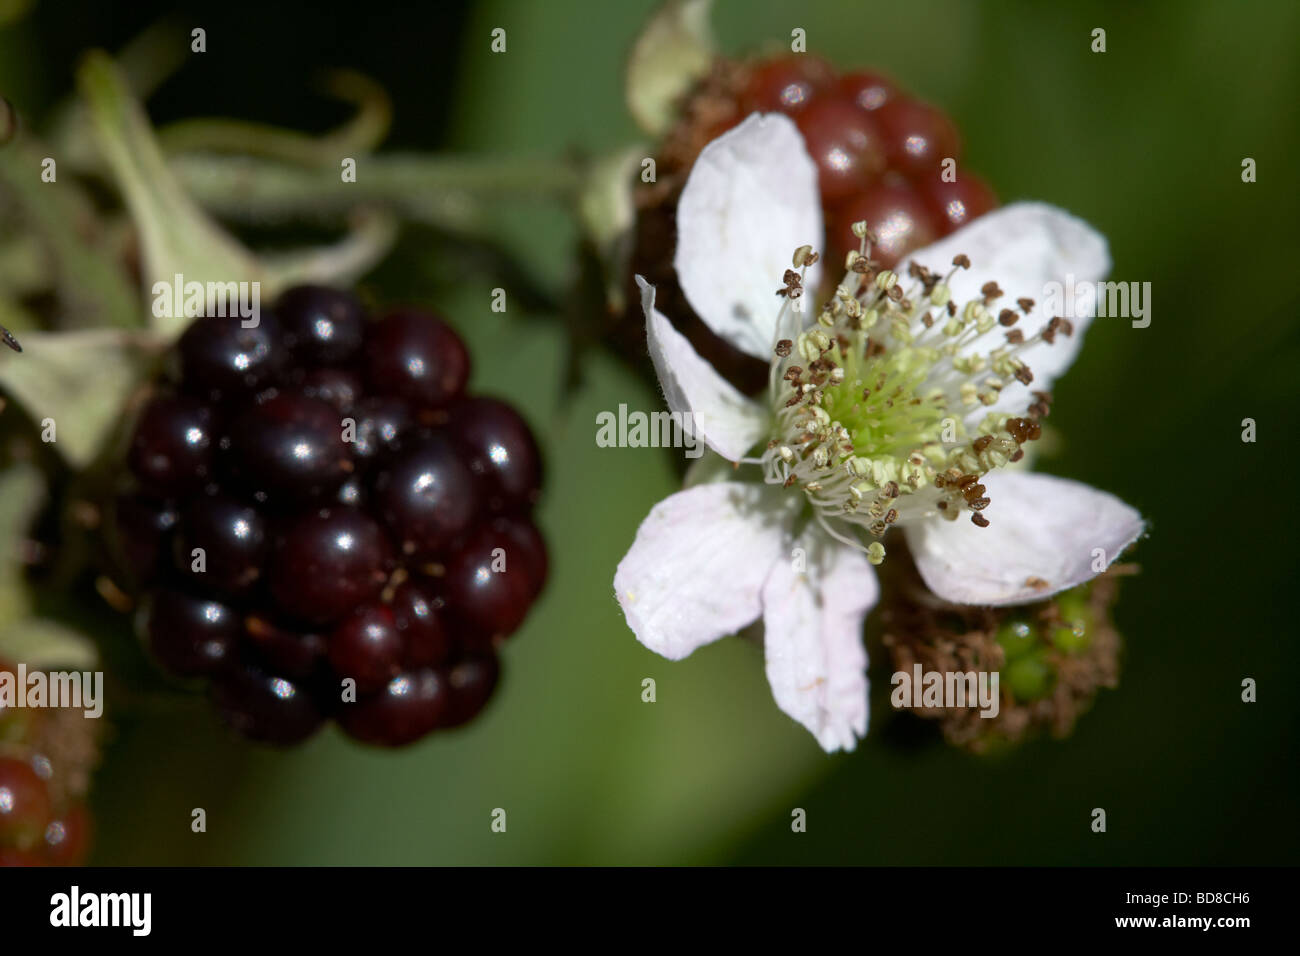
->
[111,286,546,747]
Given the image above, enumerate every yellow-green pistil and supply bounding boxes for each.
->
[759,229,1072,565]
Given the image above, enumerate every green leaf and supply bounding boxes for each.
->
[575,146,643,310]
[625,0,714,136]
[77,51,263,338]
[0,616,98,669]
[0,461,42,625]
[0,328,154,467]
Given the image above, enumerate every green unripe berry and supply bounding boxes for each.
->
[1052,623,1089,654]
[1005,650,1053,701]
[996,620,1038,661]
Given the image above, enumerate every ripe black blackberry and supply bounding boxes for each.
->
[109,286,547,747]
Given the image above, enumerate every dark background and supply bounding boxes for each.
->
[1,0,1295,864]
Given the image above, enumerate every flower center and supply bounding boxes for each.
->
[759,227,1071,564]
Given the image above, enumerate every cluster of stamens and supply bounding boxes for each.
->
[754,224,1072,565]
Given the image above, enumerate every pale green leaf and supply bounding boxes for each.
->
[626,0,715,136]
[0,616,98,669]
[0,328,153,467]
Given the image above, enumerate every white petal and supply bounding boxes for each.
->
[904,202,1109,411]
[674,112,823,360]
[905,471,1143,606]
[761,526,878,752]
[638,276,769,461]
[615,482,793,661]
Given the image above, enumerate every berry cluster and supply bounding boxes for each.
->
[0,659,95,867]
[736,57,996,268]
[112,286,546,747]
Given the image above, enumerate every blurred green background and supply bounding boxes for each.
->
[1,0,1296,864]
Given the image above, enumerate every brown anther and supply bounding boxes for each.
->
[971,513,990,528]
[922,313,935,328]
[1009,448,1025,462]
[1060,318,1075,337]
[1005,417,1035,444]
[969,497,990,511]
[972,435,993,454]
[998,309,1019,327]
[783,475,798,487]
[980,281,1002,301]
[962,483,987,503]
[784,365,802,381]
[775,339,793,357]
[1017,297,1035,313]
[952,254,971,269]
[957,474,979,490]
[946,301,957,317]
[1024,576,1049,591]
[885,509,899,524]
[1014,365,1034,386]
[1005,328,1025,345]
[883,481,899,497]
[938,500,948,510]
[887,285,904,302]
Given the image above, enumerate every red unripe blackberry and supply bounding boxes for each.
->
[740,56,835,115]
[0,757,52,849]
[840,70,897,113]
[42,803,92,867]
[0,847,45,867]
[624,57,997,397]
[922,172,998,233]
[794,98,887,203]
[111,286,546,747]
[873,98,960,176]
[830,176,941,268]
